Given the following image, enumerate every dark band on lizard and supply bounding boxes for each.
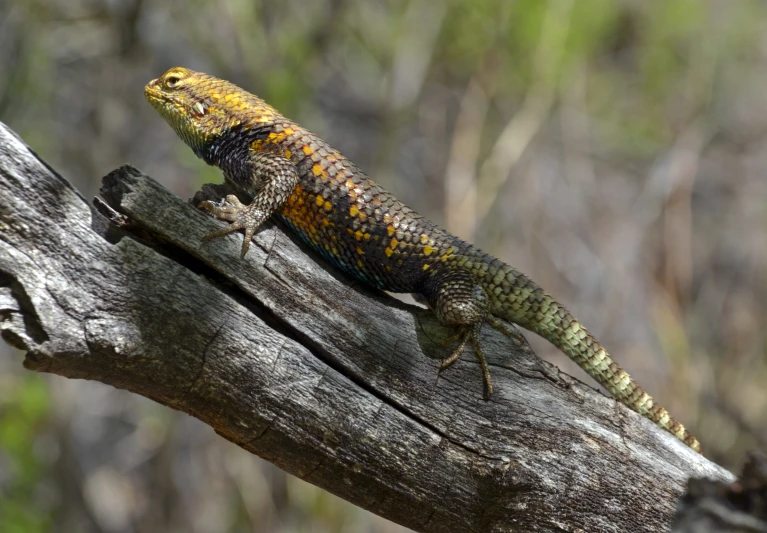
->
[145,67,702,453]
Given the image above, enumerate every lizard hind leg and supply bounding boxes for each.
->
[424,271,494,399]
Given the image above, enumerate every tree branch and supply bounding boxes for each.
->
[0,122,732,532]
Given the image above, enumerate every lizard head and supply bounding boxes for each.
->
[145,67,278,158]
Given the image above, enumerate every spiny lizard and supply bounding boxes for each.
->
[145,67,702,453]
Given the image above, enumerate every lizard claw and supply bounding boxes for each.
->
[198,195,246,222]
[486,315,526,344]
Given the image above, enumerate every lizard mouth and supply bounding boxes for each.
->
[144,79,171,108]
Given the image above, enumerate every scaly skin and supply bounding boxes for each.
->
[145,67,702,453]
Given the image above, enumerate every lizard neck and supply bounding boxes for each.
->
[201,124,273,192]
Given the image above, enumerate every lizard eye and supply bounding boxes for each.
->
[164,76,182,89]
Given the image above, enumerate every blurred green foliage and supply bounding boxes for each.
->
[0,373,52,533]
[1,0,766,531]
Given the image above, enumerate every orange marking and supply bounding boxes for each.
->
[350,205,359,217]
[284,127,294,135]
[285,150,292,158]
[385,247,393,258]
[355,230,364,241]
[315,194,324,207]
[312,164,324,177]
[387,225,395,236]
[302,145,313,155]
[358,211,367,222]
[323,201,332,211]
[390,238,399,249]
[356,246,364,255]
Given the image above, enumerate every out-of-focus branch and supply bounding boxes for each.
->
[472,0,576,227]
[672,452,767,532]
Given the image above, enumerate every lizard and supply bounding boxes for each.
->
[144,66,702,454]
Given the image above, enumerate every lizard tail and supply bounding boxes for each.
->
[495,272,702,453]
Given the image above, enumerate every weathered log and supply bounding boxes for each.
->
[0,122,733,532]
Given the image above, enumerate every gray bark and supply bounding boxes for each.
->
[0,121,733,533]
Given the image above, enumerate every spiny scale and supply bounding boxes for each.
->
[145,67,701,453]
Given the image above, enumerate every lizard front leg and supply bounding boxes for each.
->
[198,152,299,257]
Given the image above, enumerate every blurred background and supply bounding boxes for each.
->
[1,0,766,531]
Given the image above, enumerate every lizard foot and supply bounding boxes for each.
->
[486,315,526,344]
[198,195,269,258]
[440,322,493,399]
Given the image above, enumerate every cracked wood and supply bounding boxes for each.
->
[0,122,733,533]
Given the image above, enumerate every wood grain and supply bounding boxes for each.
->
[0,122,733,533]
